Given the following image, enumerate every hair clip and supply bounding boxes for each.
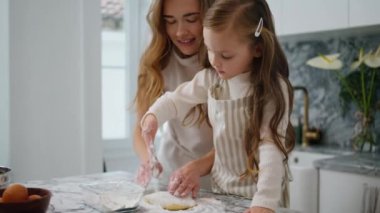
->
[254,17,263,37]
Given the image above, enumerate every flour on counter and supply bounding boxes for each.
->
[80,181,144,211]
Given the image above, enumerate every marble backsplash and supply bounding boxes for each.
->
[282,33,380,149]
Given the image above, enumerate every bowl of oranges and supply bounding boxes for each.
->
[0,183,52,213]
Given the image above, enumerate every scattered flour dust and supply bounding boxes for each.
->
[140,193,225,213]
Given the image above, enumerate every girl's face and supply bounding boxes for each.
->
[204,28,258,80]
[163,0,203,57]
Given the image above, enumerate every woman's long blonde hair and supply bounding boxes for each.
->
[134,0,215,121]
[203,0,295,178]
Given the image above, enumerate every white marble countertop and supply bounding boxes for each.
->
[295,145,380,177]
[314,153,380,177]
[25,171,299,213]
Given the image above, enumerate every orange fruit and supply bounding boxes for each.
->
[2,183,28,203]
[28,194,42,201]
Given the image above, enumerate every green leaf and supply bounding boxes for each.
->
[339,65,380,116]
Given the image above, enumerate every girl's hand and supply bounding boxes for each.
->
[139,114,163,183]
[244,207,274,213]
[135,161,152,187]
[141,114,158,143]
[168,162,201,198]
[135,158,163,187]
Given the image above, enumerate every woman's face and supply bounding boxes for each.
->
[163,0,203,57]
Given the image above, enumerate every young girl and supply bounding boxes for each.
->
[134,0,215,189]
[141,0,295,212]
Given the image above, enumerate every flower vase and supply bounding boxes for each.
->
[352,113,377,152]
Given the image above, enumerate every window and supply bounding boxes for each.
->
[101,0,150,172]
[101,0,126,139]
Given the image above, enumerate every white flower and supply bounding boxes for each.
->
[306,53,343,70]
[364,45,380,68]
[351,45,380,71]
[350,48,365,71]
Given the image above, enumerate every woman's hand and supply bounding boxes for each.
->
[244,207,274,213]
[168,149,215,198]
[168,162,201,198]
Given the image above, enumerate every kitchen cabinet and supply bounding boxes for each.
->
[267,0,380,37]
[288,151,334,213]
[281,0,348,35]
[349,0,380,27]
[267,0,348,36]
[319,170,380,213]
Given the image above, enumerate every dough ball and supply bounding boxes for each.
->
[144,191,196,211]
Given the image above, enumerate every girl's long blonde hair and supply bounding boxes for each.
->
[134,0,214,121]
[203,0,295,178]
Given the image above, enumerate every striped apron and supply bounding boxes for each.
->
[207,82,290,207]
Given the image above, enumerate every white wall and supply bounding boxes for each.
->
[0,0,10,166]
[8,0,102,181]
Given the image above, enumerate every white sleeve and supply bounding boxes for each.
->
[250,142,285,210]
[145,69,212,127]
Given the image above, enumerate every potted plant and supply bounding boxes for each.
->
[306,45,380,152]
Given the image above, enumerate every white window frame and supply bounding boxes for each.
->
[103,0,150,172]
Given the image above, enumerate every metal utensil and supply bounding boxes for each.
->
[148,140,161,178]
[113,206,139,212]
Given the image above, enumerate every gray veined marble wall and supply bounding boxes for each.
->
[282,33,380,149]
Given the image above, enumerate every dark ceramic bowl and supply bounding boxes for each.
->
[0,187,52,213]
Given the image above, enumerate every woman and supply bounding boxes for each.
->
[133,0,215,190]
